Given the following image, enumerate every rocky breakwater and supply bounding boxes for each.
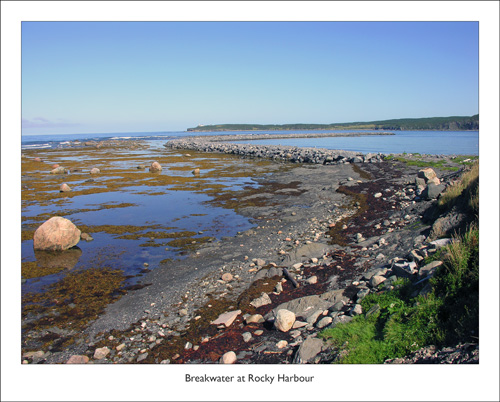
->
[164,133,387,165]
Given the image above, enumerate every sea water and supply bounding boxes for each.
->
[21,129,479,155]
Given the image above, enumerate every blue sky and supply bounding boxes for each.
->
[21,21,479,135]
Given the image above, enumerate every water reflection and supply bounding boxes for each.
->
[34,247,82,270]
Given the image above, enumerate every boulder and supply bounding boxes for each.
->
[422,183,446,200]
[419,261,443,278]
[60,183,71,192]
[149,162,162,172]
[211,310,241,327]
[66,355,89,364]
[245,314,264,324]
[192,168,200,176]
[250,293,272,308]
[50,167,66,174]
[90,167,100,174]
[293,336,324,364]
[93,347,110,360]
[274,309,296,332]
[418,168,438,182]
[33,217,81,251]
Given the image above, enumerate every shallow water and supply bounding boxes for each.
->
[21,143,278,298]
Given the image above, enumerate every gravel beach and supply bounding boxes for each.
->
[21,137,477,364]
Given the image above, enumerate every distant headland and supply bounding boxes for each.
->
[187,114,479,132]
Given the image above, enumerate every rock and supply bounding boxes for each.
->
[250,293,272,308]
[392,260,418,277]
[66,355,89,364]
[90,167,100,174]
[331,315,353,327]
[275,282,283,293]
[34,157,42,162]
[370,275,387,287]
[292,320,308,329]
[220,351,237,364]
[349,304,363,316]
[356,233,365,243]
[245,314,265,324]
[137,164,146,169]
[80,232,93,242]
[33,217,81,251]
[149,161,162,172]
[276,340,288,349]
[293,336,324,364]
[356,288,370,301]
[418,168,438,182]
[254,330,264,336]
[422,183,446,200]
[255,258,266,267]
[374,192,383,198]
[116,343,126,351]
[365,304,381,317]
[242,332,253,342]
[267,289,347,321]
[274,309,296,332]
[179,309,188,316]
[137,353,148,362]
[329,301,345,312]
[429,238,453,248]
[305,276,318,285]
[211,310,241,327]
[93,347,110,360]
[306,310,324,325]
[316,316,333,329]
[419,261,443,278]
[60,183,71,192]
[192,168,200,175]
[221,273,233,282]
[282,242,332,265]
[50,166,66,174]
[23,350,45,359]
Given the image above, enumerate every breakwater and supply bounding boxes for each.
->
[165,132,390,164]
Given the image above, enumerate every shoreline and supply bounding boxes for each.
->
[21,141,477,364]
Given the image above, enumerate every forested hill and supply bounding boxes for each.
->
[187,115,479,132]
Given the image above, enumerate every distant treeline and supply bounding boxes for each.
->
[187,115,479,132]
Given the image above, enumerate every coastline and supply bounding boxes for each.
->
[21,138,477,364]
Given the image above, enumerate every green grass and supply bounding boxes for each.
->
[438,162,479,213]
[383,155,459,171]
[320,225,479,363]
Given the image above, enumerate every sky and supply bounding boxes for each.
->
[21,21,479,135]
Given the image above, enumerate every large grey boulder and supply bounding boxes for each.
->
[282,242,333,265]
[422,183,446,200]
[33,217,81,251]
[265,289,347,321]
[293,336,325,364]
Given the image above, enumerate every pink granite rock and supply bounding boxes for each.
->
[33,217,81,251]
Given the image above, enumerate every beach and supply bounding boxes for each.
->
[21,136,478,364]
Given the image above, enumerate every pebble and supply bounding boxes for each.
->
[254,330,264,336]
[242,332,253,342]
[66,355,89,364]
[374,192,383,198]
[316,316,333,329]
[221,273,233,282]
[276,340,288,349]
[305,276,318,285]
[93,347,110,360]
[137,353,148,362]
[220,351,237,364]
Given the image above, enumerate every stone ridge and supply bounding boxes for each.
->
[165,133,388,165]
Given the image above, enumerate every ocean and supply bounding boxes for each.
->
[21,129,479,155]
